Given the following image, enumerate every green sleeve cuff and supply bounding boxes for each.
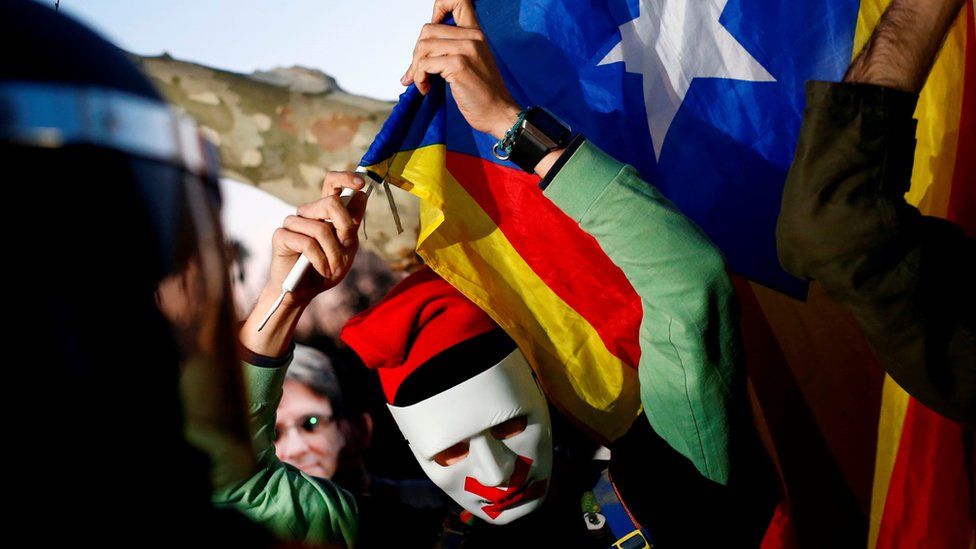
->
[243,360,289,406]
[543,140,624,222]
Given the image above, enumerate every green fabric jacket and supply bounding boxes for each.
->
[212,360,358,547]
[544,139,742,485]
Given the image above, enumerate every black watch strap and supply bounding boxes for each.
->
[539,134,585,190]
[508,107,574,173]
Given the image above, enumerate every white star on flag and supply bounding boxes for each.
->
[599,0,776,160]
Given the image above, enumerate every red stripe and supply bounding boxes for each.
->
[760,501,799,549]
[947,5,976,237]
[875,399,974,547]
[877,8,976,546]
[445,152,643,368]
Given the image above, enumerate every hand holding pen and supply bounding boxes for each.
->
[240,170,371,356]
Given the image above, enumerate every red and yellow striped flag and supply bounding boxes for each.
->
[362,104,644,441]
[860,2,976,547]
[357,3,974,544]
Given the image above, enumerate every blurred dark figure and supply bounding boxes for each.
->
[4,1,271,544]
[279,342,448,548]
[777,0,974,426]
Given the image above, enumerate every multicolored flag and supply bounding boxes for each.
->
[360,79,645,442]
[360,0,860,441]
[858,1,976,548]
[360,1,974,545]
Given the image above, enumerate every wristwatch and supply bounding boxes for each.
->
[507,107,574,174]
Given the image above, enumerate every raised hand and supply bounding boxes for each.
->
[240,171,368,356]
[402,0,521,140]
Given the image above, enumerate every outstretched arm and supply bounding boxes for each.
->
[212,172,369,546]
[845,0,966,91]
[776,0,975,425]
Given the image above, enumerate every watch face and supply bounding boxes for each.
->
[525,108,573,148]
[509,108,575,173]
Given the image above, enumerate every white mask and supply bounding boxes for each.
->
[388,349,553,524]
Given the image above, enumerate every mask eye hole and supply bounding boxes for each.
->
[490,416,528,440]
[433,441,470,467]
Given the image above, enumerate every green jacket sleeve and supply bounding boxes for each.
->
[544,140,741,485]
[212,360,358,547]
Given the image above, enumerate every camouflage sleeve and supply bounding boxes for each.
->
[212,360,358,547]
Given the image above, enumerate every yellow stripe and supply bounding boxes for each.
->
[868,377,911,549]
[908,7,967,216]
[370,145,642,441]
[853,1,968,218]
[855,2,969,546]
[851,1,888,55]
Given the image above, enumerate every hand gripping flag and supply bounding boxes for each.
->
[359,0,861,443]
[358,0,860,441]
[360,79,646,443]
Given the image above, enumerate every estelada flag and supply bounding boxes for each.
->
[857,2,976,548]
[359,78,645,444]
[359,0,861,443]
[359,3,975,545]
[357,1,859,442]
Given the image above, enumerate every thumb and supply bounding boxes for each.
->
[432,0,480,29]
[345,189,369,225]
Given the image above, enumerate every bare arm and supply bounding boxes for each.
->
[776,0,976,425]
[844,0,966,90]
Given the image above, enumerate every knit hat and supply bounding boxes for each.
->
[340,267,516,406]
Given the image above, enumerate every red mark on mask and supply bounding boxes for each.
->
[463,455,548,519]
